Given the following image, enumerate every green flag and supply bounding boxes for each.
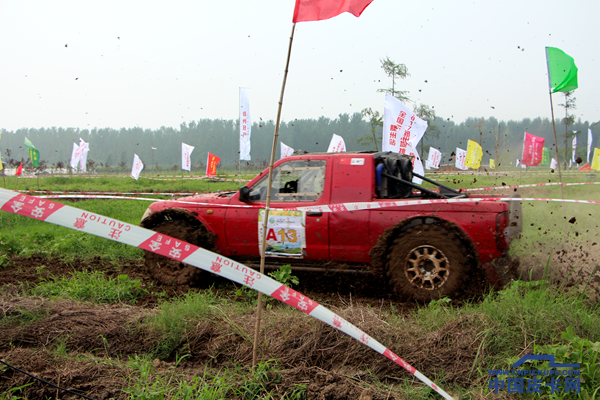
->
[540,147,550,166]
[545,47,578,93]
[24,137,40,167]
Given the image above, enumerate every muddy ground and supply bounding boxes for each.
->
[0,252,598,400]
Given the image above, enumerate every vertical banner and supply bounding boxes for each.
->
[239,87,251,161]
[206,153,221,177]
[426,147,441,170]
[592,148,600,171]
[550,158,558,170]
[572,135,577,162]
[521,132,545,166]
[489,159,495,169]
[383,94,428,154]
[540,147,550,166]
[455,148,468,170]
[464,140,483,169]
[280,142,294,159]
[181,143,195,172]
[588,128,593,164]
[382,94,428,183]
[16,163,23,176]
[70,143,81,170]
[131,154,144,180]
[326,133,346,153]
[79,138,89,172]
[24,138,40,168]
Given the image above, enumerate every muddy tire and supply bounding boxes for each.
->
[385,224,471,301]
[144,219,210,286]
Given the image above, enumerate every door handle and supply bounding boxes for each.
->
[307,211,322,217]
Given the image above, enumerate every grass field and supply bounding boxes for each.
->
[0,170,599,399]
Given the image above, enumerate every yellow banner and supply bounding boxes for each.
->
[592,148,600,171]
[464,139,483,169]
[489,159,495,169]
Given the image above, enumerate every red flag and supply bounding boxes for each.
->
[521,132,545,166]
[293,0,373,22]
[578,163,592,171]
[206,153,221,177]
[16,163,23,176]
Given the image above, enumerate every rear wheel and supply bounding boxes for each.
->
[385,224,471,301]
[144,219,211,286]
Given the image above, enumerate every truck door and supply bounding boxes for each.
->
[328,155,374,263]
[224,159,330,260]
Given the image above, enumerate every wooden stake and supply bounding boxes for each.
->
[252,23,296,367]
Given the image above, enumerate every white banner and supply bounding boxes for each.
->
[455,148,468,170]
[410,145,424,184]
[181,143,195,171]
[426,147,442,170]
[280,142,294,159]
[79,138,89,172]
[327,133,346,153]
[131,154,144,180]
[239,87,251,161]
[70,143,81,170]
[516,159,520,167]
[550,158,558,170]
[382,94,428,154]
[588,128,593,164]
[454,147,469,170]
[572,134,577,162]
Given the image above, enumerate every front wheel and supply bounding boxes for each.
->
[144,219,212,286]
[385,224,472,301]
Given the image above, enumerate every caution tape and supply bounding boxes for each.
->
[36,195,161,201]
[0,187,454,399]
[20,190,192,196]
[29,193,600,214]
[461,181,600,192]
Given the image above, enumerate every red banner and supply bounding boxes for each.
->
[293,0,373,22]
[206,153,221,177]
[521,132,545,166]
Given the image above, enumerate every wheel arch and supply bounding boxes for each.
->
[140,208,216,247]
[369,216,480,276]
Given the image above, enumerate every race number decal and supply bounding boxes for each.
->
[258,209,306,258]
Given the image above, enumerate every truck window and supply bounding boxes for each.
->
[248,160,326,202]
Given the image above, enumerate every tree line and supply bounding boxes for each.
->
[0,113,596,173]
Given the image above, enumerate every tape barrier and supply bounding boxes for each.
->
[20,191,189,196]
[37,195,161,201]
[146,176,250,182]
[0,187,454,400]
[147,196,600,214]
[29,193,600,215]
[461,181,600,192]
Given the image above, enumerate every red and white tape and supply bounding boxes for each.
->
[462,181,600,192]
[19,190,189,196]
[0,187,454,400]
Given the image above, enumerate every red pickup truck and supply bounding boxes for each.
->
[141,151,521,301]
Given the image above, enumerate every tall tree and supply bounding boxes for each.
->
[377,56,410,103]
[360,58,437,153]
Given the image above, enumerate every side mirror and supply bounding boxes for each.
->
[239,186,250,202]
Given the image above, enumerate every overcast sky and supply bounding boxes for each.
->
[1,0,598,132]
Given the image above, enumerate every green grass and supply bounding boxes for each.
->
[29,271,149,303]
[3,172,256,194]
[0,199,149,261]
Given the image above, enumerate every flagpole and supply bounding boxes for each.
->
[252,23,296,367]
[548,91,568,239]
